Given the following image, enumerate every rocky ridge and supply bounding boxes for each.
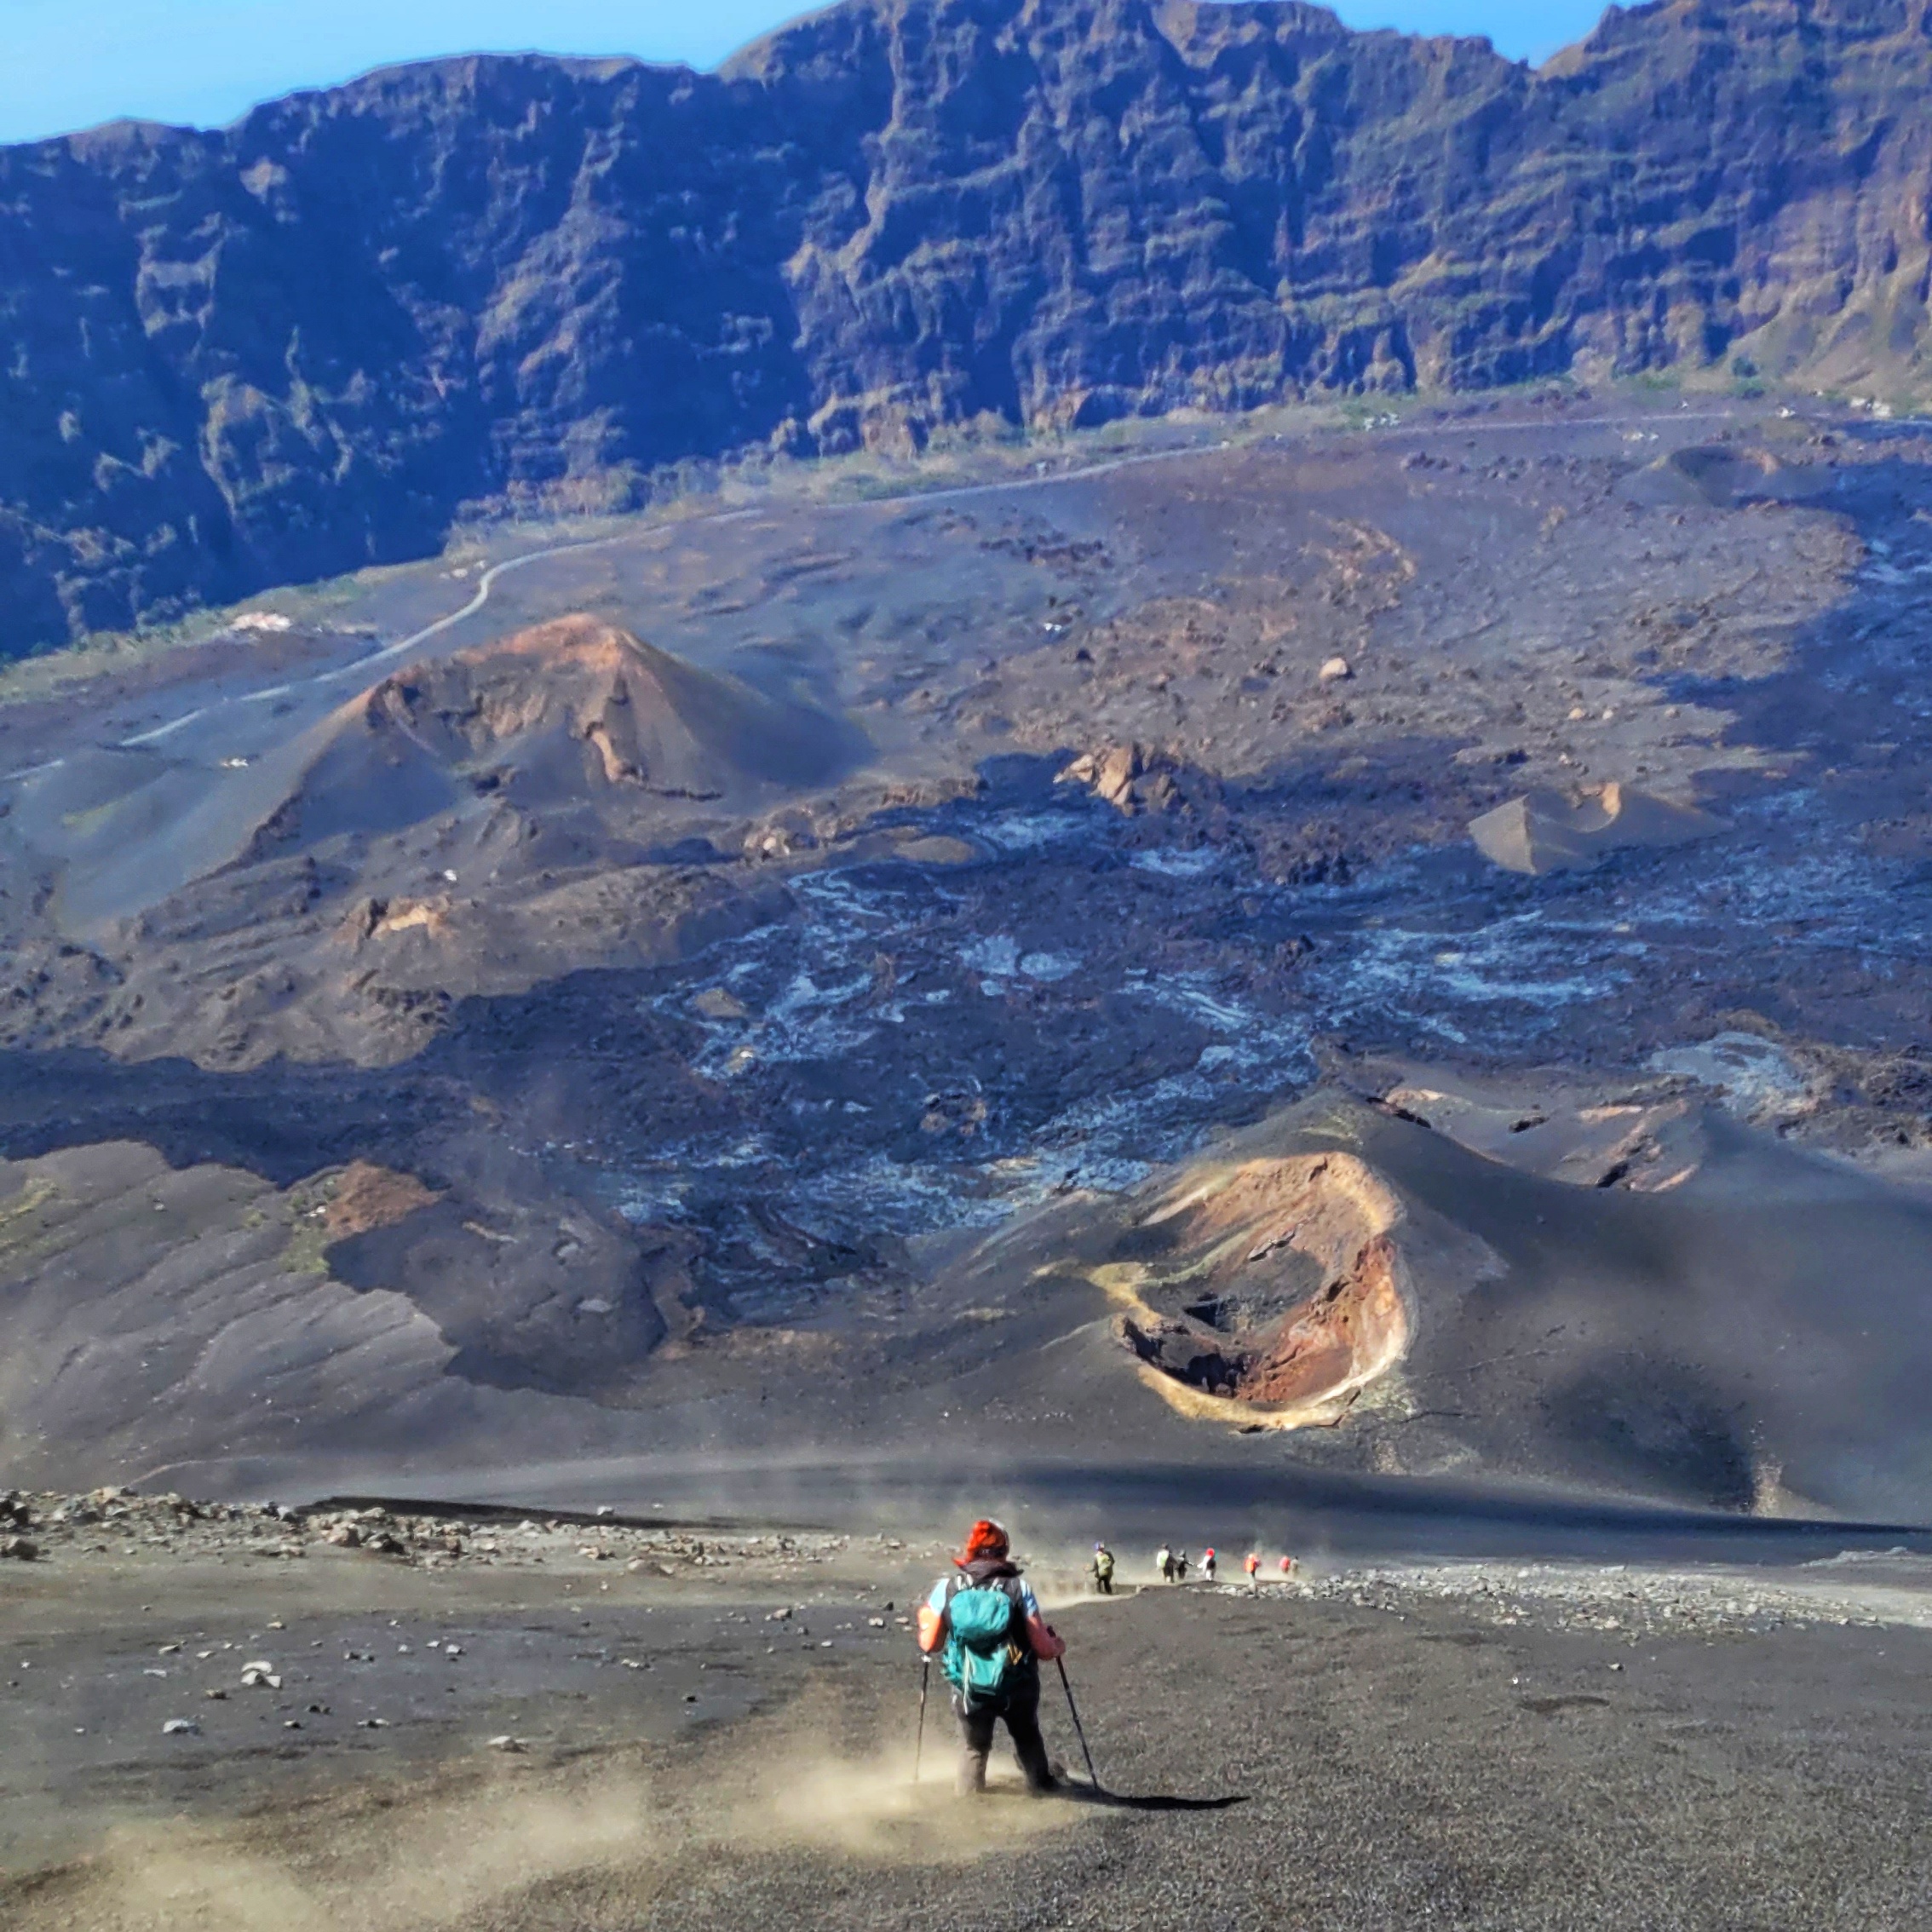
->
[3,0,1930,649]
[0,1485,859,1578]
[1223,1556,1918,1640]
[9,1484,1923,1646]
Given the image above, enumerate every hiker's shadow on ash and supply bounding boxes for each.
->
[1055,1785,1248,1813]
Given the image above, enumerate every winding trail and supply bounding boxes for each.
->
[0,407,1745,791]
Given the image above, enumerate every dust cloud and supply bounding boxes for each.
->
[22,1722,1077,1931]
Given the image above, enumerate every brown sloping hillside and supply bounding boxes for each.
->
[8,617,866,931]
[248,615,869,857]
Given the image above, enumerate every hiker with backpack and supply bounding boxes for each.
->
[917,1518,1065,1797]
[1091,1542,1115,1595]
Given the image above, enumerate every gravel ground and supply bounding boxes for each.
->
[0,1485,871,1575]
[9,1513,1932,1931]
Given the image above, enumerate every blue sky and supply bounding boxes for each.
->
[0,0,1614,146]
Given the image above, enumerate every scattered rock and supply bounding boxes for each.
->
[0,1486,849,1578]
[1056,743,1144,812]
[162,1718,201,1736]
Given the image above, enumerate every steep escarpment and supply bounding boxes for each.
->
[3,0,1930,649]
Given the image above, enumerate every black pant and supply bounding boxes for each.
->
[1095,1573,1113,1595]
[955,1674,1055,1795]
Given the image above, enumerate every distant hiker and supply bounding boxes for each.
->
[1157,1543,1174,1583]
[1091,1543,1115,1595]
[1201,1548,1217,1584]
[917,1519,1064,1797]
[1244,1551,1262,1592]
[1279,1555,1296,1578]
[1175,1550,1190,1583]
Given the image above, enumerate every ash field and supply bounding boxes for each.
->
[9,390,1932,1925]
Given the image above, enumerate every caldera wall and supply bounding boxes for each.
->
[3,0,1930,649]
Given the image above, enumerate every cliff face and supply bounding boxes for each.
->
[2,0,1928,651]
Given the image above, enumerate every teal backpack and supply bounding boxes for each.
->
[940,1575,1024,1712]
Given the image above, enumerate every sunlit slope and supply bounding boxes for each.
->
[6,1088,1930,1524]
[951,1095,1932,1521]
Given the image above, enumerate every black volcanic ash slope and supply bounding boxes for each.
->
[3,0,1930,650]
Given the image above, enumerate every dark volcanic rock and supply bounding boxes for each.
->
[3,0,1929,650]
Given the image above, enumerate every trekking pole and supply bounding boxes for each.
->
[913,1657,930,1784]
[1055,1657,1101,1792]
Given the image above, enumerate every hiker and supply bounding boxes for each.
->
[1279,1555,1296,1578]
[1202,1548,1217,1584]
[1174,1550,1190,1583]
[1091,1542,1115,1595]
[1157,1543,1173,1583]
[917,1518,1064,1797]
[1244,1551,1262,1592]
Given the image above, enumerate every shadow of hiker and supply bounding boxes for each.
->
[1053,1784,1248,1813]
